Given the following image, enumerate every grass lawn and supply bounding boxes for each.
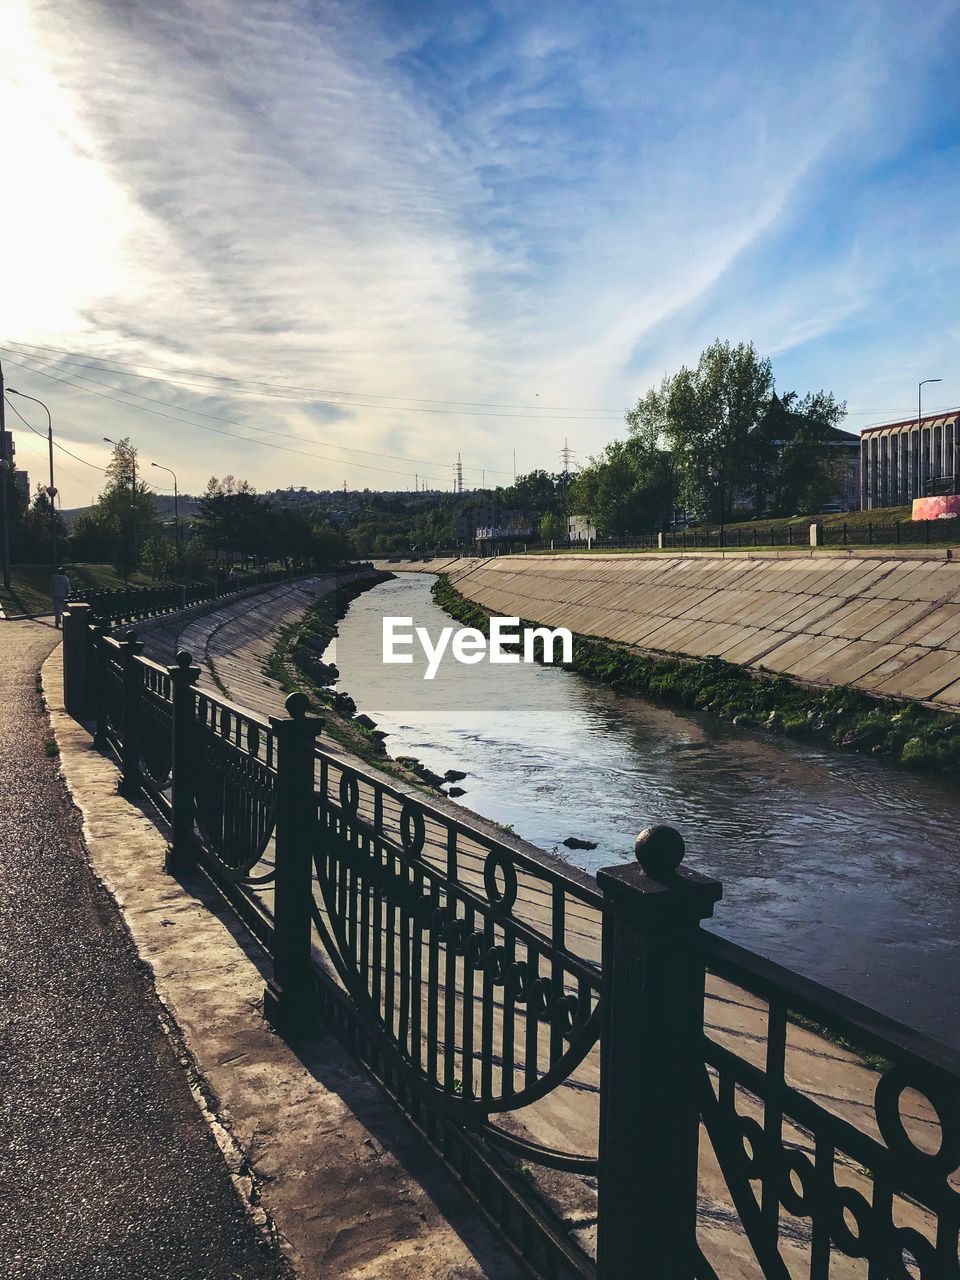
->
[522,504,951,556]
[675,505,914,535]
[0,562,228,617]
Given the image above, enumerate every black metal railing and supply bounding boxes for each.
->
[61,613,960,1280]
[468,521,960,555]
[76,566,298,630]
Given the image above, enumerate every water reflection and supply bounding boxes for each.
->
[328,574,960,1045]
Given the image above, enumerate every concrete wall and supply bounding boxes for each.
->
[380,551,960,709]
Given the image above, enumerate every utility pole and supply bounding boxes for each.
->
[8,390,56,570]
[560,437,576,473]
[0,359,10,589]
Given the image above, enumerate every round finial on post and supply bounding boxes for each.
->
[125,628,138,642]
[285,691,310,719]
[175,650,194,669]
[634,825,685,879]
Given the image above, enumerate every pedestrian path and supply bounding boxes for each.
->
[0,620,290,1280]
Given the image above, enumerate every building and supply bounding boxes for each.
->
[567,515,596,542]
[1,428,29,505]
[860,409,960,509]
[455,502,535,543]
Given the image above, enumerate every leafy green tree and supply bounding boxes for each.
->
[665,339,773,522]
[143,534,173,580]
[538,512,567,542]
[97,438,159,579]
[751,390,848,516]
[69,510,113,562]
[179,534,209,578]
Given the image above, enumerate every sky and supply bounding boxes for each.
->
[1,0,958,508]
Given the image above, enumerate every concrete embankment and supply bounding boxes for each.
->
[379,549,960,708]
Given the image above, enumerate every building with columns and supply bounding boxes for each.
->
[860,409,960,509]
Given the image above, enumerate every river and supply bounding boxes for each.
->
[325,572,960,1047]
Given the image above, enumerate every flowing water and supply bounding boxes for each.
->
[326,572,960,1046]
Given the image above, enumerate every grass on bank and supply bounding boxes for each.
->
[262,571,431,784]
[676,504,914,537]
[431,573,960,775]
[0,563,160,616]
[0,561,279,618]
[521,504,941,556]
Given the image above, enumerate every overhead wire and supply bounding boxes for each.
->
[0,354,458,485]
[2,345,517,474]
[3,338,624,417]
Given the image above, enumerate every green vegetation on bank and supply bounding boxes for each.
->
[262,572,429,781]
[0,560,276,618]
[431,574,960,774]
[676,504,913,536]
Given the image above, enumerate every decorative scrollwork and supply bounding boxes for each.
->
[311,753,602,1157]
[700,941,960,1280]
[194,716,277,877]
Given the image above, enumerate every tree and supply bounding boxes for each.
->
[142,534,173,580]
[96,438,158,579]
[539,512,567,542]
[70,510,113,562]
[664,340,773,522]
[751,390,849,516]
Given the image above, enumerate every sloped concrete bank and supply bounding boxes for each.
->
[379,550,960,710]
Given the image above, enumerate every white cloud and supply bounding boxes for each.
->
[1,0,957,503]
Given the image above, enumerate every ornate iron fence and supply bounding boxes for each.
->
[77,567,297,630]
[62,612,960,1280]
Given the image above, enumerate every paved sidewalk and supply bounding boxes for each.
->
[0,620,289,1279]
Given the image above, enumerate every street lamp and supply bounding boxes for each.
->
[150,460,180,552]
[8,389,57,570]
[918,378,942,497]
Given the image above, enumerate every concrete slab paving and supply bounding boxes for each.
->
[398,550,960,711]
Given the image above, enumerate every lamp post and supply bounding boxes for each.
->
[8,389,56,570]
[150,460,180,554]
[918,378,942,498]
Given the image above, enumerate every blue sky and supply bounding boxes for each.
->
[1,0,957,506]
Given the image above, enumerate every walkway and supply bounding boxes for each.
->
[0,620,289,1279]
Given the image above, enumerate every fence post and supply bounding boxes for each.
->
[596,825,722,1280]
[264,691,324,1035]
[90,626,109,749]
[62,602,91,719]
[118,630,144,797]
[166,651,201,875]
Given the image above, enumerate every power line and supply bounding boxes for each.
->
[0,350,452,468]
[0,348,515,478]
[0,355,458,485]
[2,339,624,420]
[8,341,955,425]
[4,393,106,471]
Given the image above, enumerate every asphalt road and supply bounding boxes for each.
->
[0,620,290,1280]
